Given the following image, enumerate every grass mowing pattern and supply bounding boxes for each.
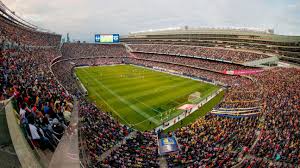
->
[75,64,219,131]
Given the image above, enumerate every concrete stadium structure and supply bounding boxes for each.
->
[122,27,300,65]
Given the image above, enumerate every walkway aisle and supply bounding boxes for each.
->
[49,98,80,168]
[99,131,137,162]
[159,156,168,168]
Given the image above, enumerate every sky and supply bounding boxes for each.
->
[2,0,300,42]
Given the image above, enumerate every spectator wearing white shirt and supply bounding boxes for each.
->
[27,115,55,152]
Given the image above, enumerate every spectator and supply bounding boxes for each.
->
[129,44,270,63]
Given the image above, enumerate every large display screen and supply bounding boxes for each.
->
[95,34,119,43]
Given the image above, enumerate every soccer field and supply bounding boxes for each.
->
[75,64,219,131]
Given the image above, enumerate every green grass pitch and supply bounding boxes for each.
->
[75,64,220,131]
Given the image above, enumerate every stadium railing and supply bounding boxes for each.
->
[3,98,43,168]
[0,100,21,168]
[48,98,81,168]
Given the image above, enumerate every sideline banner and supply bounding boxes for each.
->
[222,69,264,75]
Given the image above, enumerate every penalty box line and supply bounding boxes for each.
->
[129,80,197,127]
[133,86,217,127]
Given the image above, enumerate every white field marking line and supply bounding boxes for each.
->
[105,77,176,96]
[84,68,177,125]
[91,67,192,117]
[129,79,196,119]
[83,69,161,125]
[98,72,173,89]
[132,84,207,127]
[97,73,196,127]
[130,96,161,113]
[88,65,191,94]
[90,72,172,93]
[133,79,193,101]
[156,88,224,131]
[93,68,165,79]
[79,73,130,126]
[102,76,175,88]
[133,86,220,127]
[132,93,187,126]
[131,81,192,110]
[131,64,216,85]
[83,65,215,127]
[89,87,131,126]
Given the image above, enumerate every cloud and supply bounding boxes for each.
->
[2,0,300,42]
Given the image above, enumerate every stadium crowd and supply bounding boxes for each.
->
[250,68,300,165]
[129,44,270,63]
[132,52,256,72]
[61,43,128,59]
[216,77,262,109]
[129,58,245,86]
[79,98,133,166]
[55,45,160,167]
[1,13,300,168]
[241,158,282,168]
[0,17,61,47]
[166,67,300,167]
[0,45,72,152]
[168,115,259,167]
[100,131,159,167]
[51,57,124,94]
[166,73,261,167]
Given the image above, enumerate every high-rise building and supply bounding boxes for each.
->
[67,33,70,43]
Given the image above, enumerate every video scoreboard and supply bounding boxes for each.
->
[95,34,120,43]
